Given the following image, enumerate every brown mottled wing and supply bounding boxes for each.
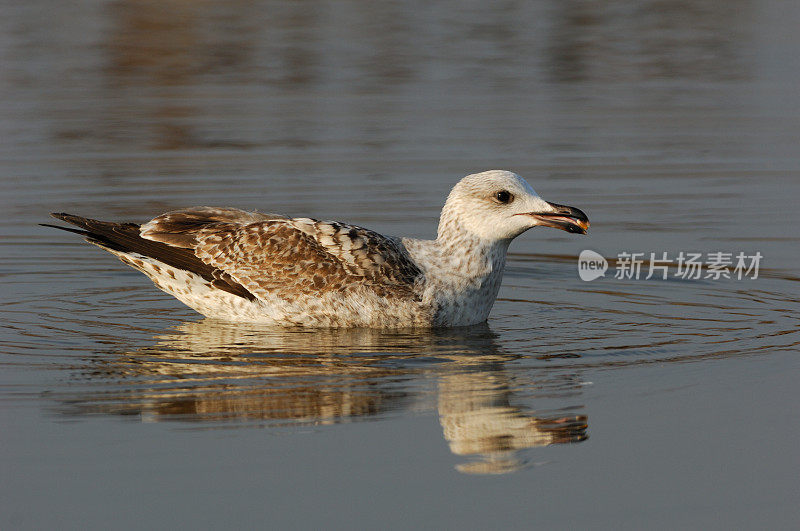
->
[192,218,423,301]
[140,207,287,248]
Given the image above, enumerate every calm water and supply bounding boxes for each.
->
[1,1,799,529]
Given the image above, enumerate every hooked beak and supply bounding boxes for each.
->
[525,201,590,235]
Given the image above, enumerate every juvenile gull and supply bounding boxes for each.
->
[44,170,589,327]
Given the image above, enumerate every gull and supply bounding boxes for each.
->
[44,170,589,327]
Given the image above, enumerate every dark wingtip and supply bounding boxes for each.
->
[43,213,94,235]
[50,212,83,223]
[40,222,89,236]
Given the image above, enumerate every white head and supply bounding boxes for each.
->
[437,170,589,242]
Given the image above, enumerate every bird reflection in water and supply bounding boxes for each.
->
[438,371,587,475]
[62,320,587,474]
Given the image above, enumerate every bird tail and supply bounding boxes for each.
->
[41,213,256,300]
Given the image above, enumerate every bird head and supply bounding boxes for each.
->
[438,170,589,242]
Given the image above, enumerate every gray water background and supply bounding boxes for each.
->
[1,1,799,529]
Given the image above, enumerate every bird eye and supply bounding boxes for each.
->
[495,190,513,204]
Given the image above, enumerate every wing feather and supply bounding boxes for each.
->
[64,207,423,305]
[140,207,286,248]
[190,217,422,302]
[46,213,257,301]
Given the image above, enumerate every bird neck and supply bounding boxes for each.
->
[433,222,510,281]
[401,226,508,326]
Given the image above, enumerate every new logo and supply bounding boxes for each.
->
[578,250,607,281]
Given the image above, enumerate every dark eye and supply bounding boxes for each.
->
[495,190,513,204]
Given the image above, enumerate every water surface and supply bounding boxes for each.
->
[1,1,799,529]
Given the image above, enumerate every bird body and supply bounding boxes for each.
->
[45,170,588,328]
